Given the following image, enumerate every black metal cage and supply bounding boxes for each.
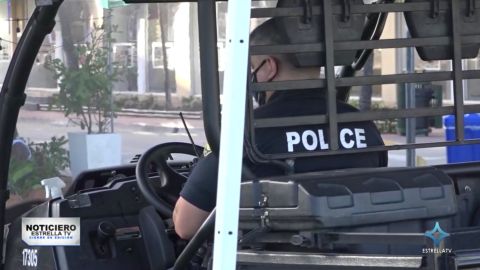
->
[247,0,480,164]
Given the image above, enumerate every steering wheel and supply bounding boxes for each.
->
[135,142,203,218]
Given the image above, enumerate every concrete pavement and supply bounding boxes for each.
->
[383,128,448,167]
[18,109,204,134]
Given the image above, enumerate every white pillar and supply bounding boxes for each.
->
[172,3,191,98]
[380,14,397,107]
[189,3,202,95]
[137,18,148,94]
[54,30,63,63]
[212,1,252,269]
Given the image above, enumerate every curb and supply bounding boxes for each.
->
[33,103,202,119]
[118,108,202,119]
[25,104,203,135]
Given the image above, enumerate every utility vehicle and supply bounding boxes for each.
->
[1,0,480,269]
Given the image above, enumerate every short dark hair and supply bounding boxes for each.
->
[250,18,293,66]
[250,18,287,46]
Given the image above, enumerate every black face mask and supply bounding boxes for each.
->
[251,59,267,106]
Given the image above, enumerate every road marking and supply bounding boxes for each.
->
[161,121,194,129]
[52,120,69,126]
[132,131,157,136]
[165,132,198,137]
[134,121,196,131]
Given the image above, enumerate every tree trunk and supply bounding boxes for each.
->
[359,54,374,111]
[158,5,172,110]
[57,2,79,70]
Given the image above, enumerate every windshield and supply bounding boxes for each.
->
[3,0,480,207]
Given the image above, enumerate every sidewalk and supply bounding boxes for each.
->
[382,128,448,167]
[18,109,204,134]
[382,128,446,146]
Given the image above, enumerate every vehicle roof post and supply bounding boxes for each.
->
[198,0,221,155]
[212,0,252,269]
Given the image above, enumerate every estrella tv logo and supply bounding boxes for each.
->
[425,222,450,247]
[423,222,452,254]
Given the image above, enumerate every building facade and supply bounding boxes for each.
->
[0,0,479,108]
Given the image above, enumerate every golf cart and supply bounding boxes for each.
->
[1,0,480,269]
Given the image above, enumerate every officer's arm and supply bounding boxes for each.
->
[173,197,209,239]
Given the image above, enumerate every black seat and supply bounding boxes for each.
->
[239,166,458,255]
[138,206,175,270]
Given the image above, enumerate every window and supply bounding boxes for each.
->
[151,41,174,69]
[113,42,136,68]
[465,58,480,101]
[0,41,11,61]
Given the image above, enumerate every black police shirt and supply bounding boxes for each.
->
[180,89,387,212]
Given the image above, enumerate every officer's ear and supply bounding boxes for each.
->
[264,56,278,82]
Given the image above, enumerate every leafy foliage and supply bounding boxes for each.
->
[30,136,70,180]
[8,160,35,198]
[348,99,398,134]
[8,136,69,198]
[181,96,202,111]
[46,26,124,134]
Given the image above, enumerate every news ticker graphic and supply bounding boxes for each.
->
[22,218,80,246]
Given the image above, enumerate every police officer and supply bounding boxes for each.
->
[173,19,387,239]
[11,129,31,162]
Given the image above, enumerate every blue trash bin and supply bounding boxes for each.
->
[444,114,480,163]
[471,114,480,160]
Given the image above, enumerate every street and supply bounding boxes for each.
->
[17,109,450,172]
[17,109,208,165]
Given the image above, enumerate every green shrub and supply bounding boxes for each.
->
[348,99,398,134]
[46,26,124,134]
[181,96,202,111]
[8,136,69,198]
